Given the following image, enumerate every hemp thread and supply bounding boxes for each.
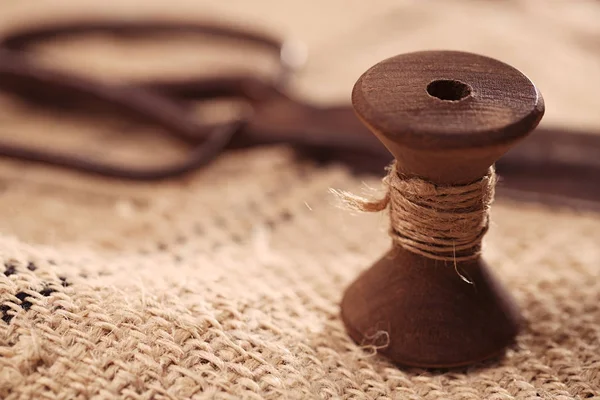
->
[331,162,497,261]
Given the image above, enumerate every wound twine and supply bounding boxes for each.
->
[331,162,497,261]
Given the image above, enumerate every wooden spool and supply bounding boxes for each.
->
[341,50,545,368]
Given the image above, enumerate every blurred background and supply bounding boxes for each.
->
[0,0,598,246]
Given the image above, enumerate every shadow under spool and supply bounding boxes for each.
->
[341,50,545,368]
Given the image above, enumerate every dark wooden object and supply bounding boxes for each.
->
[340,51,545,368]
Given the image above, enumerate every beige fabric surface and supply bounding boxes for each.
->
[1,1,600,399]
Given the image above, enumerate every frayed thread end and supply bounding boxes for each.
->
[329,188,390,213]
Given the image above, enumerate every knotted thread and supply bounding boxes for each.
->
[331,162,497,261]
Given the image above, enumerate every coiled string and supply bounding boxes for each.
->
[331,162,497,261]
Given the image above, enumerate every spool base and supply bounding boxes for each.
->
[340,247,522,368]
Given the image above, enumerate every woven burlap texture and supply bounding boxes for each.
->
[1,146,599,400]
[1,1,600,399]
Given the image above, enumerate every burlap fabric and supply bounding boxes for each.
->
[1,1,599,399]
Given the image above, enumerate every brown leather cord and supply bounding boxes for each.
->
[0,49,249,180]
[0,120,243,181]
[0,19,291,180]
[0,49,216,144]
[0,19,295,86]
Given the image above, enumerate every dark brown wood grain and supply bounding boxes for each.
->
[340,50,545,368]
[352,51,544,151]
[351,50,544,184]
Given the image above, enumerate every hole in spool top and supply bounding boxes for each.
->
[426,79,471,101]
